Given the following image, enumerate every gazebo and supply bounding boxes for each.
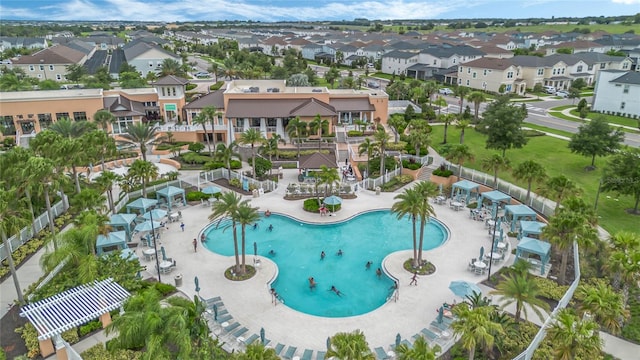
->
[451,180,480,203]
[96,231,127,255]
[504,205,537,232]
[477,190,511,218]
[156,186,186,210]
[299,152,338,171]
[126,198,158,215]
[516,237,552,275]
[108,213,137,241]
[519,221,547,240]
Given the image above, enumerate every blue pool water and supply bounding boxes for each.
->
[203,210,448,317]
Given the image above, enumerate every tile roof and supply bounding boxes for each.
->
[299,152,337,169]
[461,57,515,70]
[152,75,189,86]
[12,45,85,65]
[103,95,147,117]
[184,89,225,109]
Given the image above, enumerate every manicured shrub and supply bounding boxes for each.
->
[432,168,453,177]
[79,320,102,337]
[186,191,210,202]
[154,282,177,296]
[347,130,364,137]
[229,178,242,188]
[185,83,197,91]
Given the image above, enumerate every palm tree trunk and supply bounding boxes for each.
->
[493,170,498,188]
[468,347,475,360]
[251,146,257,180]
[526,181,532,203]
[443,123,448,144]
[412,217,418,267]
[71,165,81,194]
[107,188,115,214]
[232,223,240,273]
[380,146,386,185]
[44,186,57,251]
[202,124,212,156]
[559,249,569,284]
[1,230,25,305]
[460,128,465,144]
[140,145,147,162]
[25,190,37,236]
[417,217,426,264]
[241,225,246,274]
[296,135,301,159]
[210,120,217,157]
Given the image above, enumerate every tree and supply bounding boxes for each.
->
[413,181,439,264]
[65,64,86,82]
[576,280,629,335]
[572,78,587,90]
[481,154,511,188]
[512,160,547,203]
[240,128,265,180]
[93,109,115,133]
[215,142,240,172]
[455,86,471,115]
[318,165,340,198]
[568,116,624,169]
[605,231,640,309]
[433,96,447,116]
[192,113,213,155]
[601,148,640,214]
[358,138,376,179]
[421,81,438,106]
[118,122,164,162]
[456,119,471,144]
[444,144,475,182]
[201,106,222,155]
[388,114,406,143]
[287,73,310,86]
[373,129,391,185]
[84,129,116,172]
[407,120,431,157]
[128,159,159,197]
[546,309,603,360]
[159,58,186,77]
[189,142,205,154]
[467,91,486,122]
[395,335,440,360]
[452,303,504,360]
[235,202,260,275]
[285,116,306,158]
[576,98,588,118]
[325,66,340,88]
[95,171,121,214]
[490,273,549,322]
[479,96,529,156]
[326,330,375,360]
[237,341,279,360]
[209,192,245,274]
[261,134,284,170]
[0,188,31,304]
[539,175,582,211]
[391,187,422,268]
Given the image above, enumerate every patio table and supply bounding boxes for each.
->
[473,261,487,269]
[142,248,156,261]
[452,201,463,211]
[484,252,501,261]
[159,260,173,274]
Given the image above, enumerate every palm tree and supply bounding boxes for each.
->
[24,156,64,250]
[215,142,240,173]
[261,134,285,172]
[192,113,212,155]
[72,188,107,214]
[481,154,511,189]
[84,129,117,172]
[444,144,474,182]
[159,58,185,77]
[93,109,115,132]
[605,231,640,309]
[201,106,222,155]
[490,273,550,322]
[373,128,391,185]
[238,341,279,360]
[451,303,504,360]
[433,96,447,116]
[456,119,471,144]
[209,192,243,273]
[0,188,31,304]
[421,81,438,106]
[95,171,121,214]
[391,187,422,268]
[240,128,265,180]
[512,160,547,203]
[455,86,471,115]
[128,159,159,197]
[413,181,438,264]
[467,91,487,122]
[118,122,165,162]
[318,165,341,198]
[396,336,440,360]
[439,113,456,144]
[40,225,100,283]
[235,202,260,274]
[48,118,92,138]
[407,120,431,158]
[539,175,582,211]
[546,309,603,360]
[576,280,629,335]
[326,330,375,360]
[358,138,377,179]
[285,116,306,158]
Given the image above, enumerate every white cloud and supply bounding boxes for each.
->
[611,0,640,4]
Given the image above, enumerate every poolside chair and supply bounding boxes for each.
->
[420,328,440,342]
[232,327,248,338]
[274,343,285,356]
[301,349,314,360]
[282,346,298,359]
[430,320,449,332]
[216,314,232,323]
[223,322,240,333]
[243,334,259,345]
[374,346,390,359]
[315,351,326,360]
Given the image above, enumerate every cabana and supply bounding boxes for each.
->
[504,205,537,232]
[451,180,480,203]
[108,213,138,241]
[96,231,127,255]
[156,186,186,210]
[516,237,551,275]
[519,221,547,240]
[126,198,158,215]
[477,190,511,218]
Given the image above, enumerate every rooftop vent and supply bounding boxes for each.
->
[311,89,322,93]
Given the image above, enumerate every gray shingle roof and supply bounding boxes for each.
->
[610,71,640,85]
[381,50,418,59]
[184,89,225,109]
[420,45,485,58]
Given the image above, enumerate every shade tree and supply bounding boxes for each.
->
[568,116,624,169]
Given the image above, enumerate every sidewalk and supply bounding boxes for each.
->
[559,107,639,132]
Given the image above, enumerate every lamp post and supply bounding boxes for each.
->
[150,210,161,282]
[487,210,499,282]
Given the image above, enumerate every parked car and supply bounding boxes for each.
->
[367,81,380,89]
[543,85,556,94]
[439,88,454,95]
[555,90,569,98]
[194,72,210,78]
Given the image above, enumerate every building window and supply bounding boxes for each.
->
[73,112,87,121]
[561,68,565,74]
[29,65,34,71]
[217,115,223,126]
[113,116,134,134]
[553,69,556,75]
[622,62,629,69]
[467,68,471,74]
[472,72,477,78]
[459,67,463,73]
[483,69,487,76]
[466,79,470,86]
[37,74,42,79]
[38,113,53,129]
[55,112,70,121]
[623,85,629,94]
[507,71,514,79]
[588,65,593,71]
[172,87,176,96]
[620,102,625,110]
[235,118,244,132]
[49,65,54,71]
[161,87,166,96]
[600,63,606,69]
[1,115,16,134]
[537,68,544,75]
[250,118,261,128]
[148,61,154,67]
[577,65,583,72]
[452,58,456,64]
[39,65,44,71]
[56,74,62,80]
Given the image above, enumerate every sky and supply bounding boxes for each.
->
[0,0,639,22]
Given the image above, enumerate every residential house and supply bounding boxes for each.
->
[592,70,640,118]
[182,89,226,144]
[287,37,313,53]
[380,50,419,76]
[0,37,47,52]
[456,57,523,94]
[261,36,288,56]
[541,40,607,55]
[123,41,181,77]
[10,45,88,81]
[405,44,485,81]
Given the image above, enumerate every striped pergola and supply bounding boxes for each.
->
[20,278,130,359]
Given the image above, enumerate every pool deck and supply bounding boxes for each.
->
[137,169,515,354]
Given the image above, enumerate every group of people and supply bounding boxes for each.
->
[319,249,344,260]
[253,223,274,231]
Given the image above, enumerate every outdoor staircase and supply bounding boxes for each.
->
[337,149,349,164]
[417,165,435,182]
[335,128,347,143]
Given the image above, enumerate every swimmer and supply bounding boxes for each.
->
[253,223,258,230]
[308,277,317,290]
[320,251,326,260]
[200,234,206,242]
[337,249,343,256]
[376,268,382,278]
[365,261,372,270]
[329,285,342,297]
[268,224,273,232]
[268,249,276,256]
[265,210,271,217]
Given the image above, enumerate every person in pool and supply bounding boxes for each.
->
[253,223,258,230]
[329,285,342,297]
[308,277,317,290]
[268,249,276,256]
[268,224,273,232]
[320,251,326,260]
[365,261,372,270]
[337,249,343,256]
[376,268,382,278]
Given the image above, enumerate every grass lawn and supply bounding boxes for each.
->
[568,110,640,129]
[522,123,573,138]
[429,125,638,234]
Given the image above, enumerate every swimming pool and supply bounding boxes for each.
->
[203,210,448,317]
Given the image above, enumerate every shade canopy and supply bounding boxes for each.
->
[156,186,186,210]
[134,220,162,233]
[323,195,343,205]
[478,190,511,217]
[516,237,552,275]
[519,220,547,239]
[449,280,482,298]
[451,180,480,203]
[126,198,158,214]
[202,186,221,195]
[505,205,537,231]
[96,231,127,255]
[119,248,138,260]
[108,213,138,241]
[141,209,167,220]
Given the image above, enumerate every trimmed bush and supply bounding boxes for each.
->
[185,83,197,91]
[154,282,177,296]
[186,191,210,202]
[402,159,421,170]
[347,130,364,137]
[432,168,453,177]
[210,81,225,91]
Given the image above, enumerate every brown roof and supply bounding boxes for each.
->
[152,75,189,85]
[184,89,225,109]
[103,95,146,117]
[12,45,85,65]
[299,152,337,169]
[329,98,374,112]
[225,98,337,118]
[290,98,336,117]
[462,57,515,70]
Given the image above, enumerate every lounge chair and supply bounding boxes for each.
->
[232,327,248,338]
[274,343,285,355]
[430,320,449,332]
[315,351,326,360]
[420,328,439,341]
[282,346,297,359]
[374,347,389,359]
[223,322,240,333]
[243,334,259,345]
[301,349,314,360]
[216,314,232,323]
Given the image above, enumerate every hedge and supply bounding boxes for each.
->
[210,81,225,91]
[278,149,330,159]
[432,168,453,177]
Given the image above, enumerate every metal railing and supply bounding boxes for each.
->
[400,154,433,166]
[0,196,68,262]
[358,167,403,190]
[200,168,279,192]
